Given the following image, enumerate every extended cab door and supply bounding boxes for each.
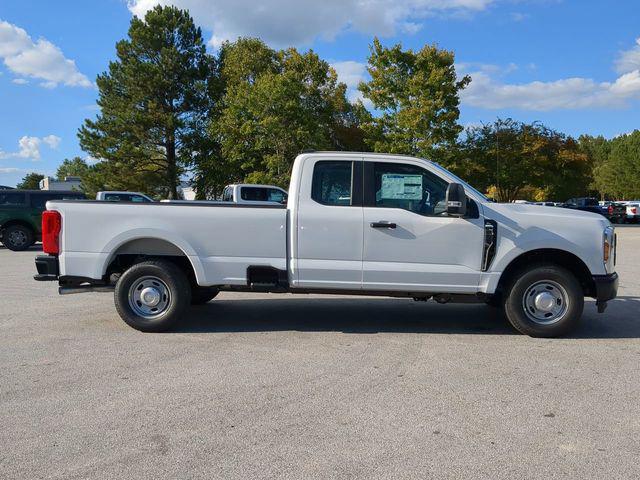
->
[293,157,363,289]
[362,158,485,293]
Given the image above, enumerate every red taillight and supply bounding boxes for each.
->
[42,210,61,255]
[608,205,613,215]
[632,207,637,215]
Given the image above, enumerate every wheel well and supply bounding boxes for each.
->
[105,238,198,287]
[496,249,596,298]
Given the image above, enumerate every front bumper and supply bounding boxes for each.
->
[34,255,59,281]
[592,272,618,312]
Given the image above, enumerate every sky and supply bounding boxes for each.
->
[1,0,639,187]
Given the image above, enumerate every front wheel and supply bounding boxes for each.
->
[114,260,191,332]
[503,264,584,337]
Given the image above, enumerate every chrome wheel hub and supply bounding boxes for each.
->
[140,287,161,307]
[522,280,569,325]
[128,276,170,319]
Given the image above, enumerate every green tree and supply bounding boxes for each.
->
[78,6,218,198]
[603,131,640,199]
[358,38,470,160]
[16,172,44,190]
[580,130,640,200]
[56,157,90,180]
[210,38,356,189]
[454,119,591,202]
[578,135,611,199]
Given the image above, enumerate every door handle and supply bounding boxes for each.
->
[370,221,397,229]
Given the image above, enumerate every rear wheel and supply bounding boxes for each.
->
[114,260,191,332]
[503,264,584,337]
[2,225,34,251]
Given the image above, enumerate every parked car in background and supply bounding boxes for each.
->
[564,198,625,223]
[623,202,640,223]
[221,184,288,205]
[0,190,85,251]
[34,152,618,338]
[96,191,154,203]
[534,202,557,207]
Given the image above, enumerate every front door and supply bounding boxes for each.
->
[362,159,485,293]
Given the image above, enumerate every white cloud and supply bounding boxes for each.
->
[0,20,92,88]
[461,70,640,110]
[11,77,27,85]
[17,136,42,159]
[616,37,640,74]
[42,135,61,149]
[127,0,497,48]
[0,134,62,161]
[460,37,640,111]
[330,60,374,108]
[84,155,102,165]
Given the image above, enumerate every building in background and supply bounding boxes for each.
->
[39,176,82,191]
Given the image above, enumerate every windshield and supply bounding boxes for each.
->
[429,162,488,202]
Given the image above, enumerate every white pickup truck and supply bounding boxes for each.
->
[34,152,618,337]
[220,183,288,205]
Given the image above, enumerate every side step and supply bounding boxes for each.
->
[247,266,289,291]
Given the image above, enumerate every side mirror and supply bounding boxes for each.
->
[446,183,467,217]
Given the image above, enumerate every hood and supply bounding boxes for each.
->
[487,203,608,224]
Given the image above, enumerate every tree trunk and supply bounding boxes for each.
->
[166,132,178,199]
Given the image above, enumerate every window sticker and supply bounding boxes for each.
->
[380,174,423,200]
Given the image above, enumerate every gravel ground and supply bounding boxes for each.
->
[1,227,639,479]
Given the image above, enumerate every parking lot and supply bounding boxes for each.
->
[1,227,639,479]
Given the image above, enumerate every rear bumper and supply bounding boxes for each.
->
[592,272,618,312]
[34,255,59,281]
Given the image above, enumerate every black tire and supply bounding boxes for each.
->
[503,264,584,338]
[2,224,34,251]
[114,259,191,332]
[191,287,219,305]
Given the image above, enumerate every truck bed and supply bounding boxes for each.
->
[48,200,288,286]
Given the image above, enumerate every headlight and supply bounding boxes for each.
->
[603,226,615,271]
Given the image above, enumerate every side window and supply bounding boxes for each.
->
[222,187,232,202]
[267,188,286,203]
[311,161,353,206]
[241,187,269,202]
[104,194,120,201]
[372,162,448,216]
[130,195,146,203]
[0,192,27,206]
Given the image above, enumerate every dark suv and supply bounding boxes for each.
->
[0,190,85,251]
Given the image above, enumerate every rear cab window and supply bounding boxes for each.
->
[311,161,354,206]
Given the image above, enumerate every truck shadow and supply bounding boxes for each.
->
[176,296,640,338]
[0,244,41,251]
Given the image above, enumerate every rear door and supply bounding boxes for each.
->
[361,158,485,293]
[294,157,363,289]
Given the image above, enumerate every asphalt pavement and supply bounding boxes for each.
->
[1,227,639,479]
